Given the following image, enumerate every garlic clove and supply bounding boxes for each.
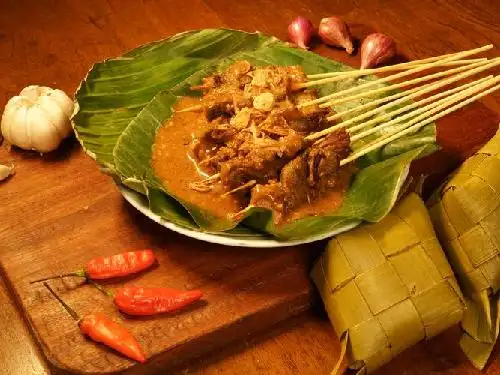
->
[38,95,72,138]
[360,33,397,69]
[1,97,21,142]
[253,92,275,111]
[27,106,62,153]
[0,163,14,182]
[318,16,354,54]
[19,85,51,102]
[47,89,74,118]
[7,99,32,150]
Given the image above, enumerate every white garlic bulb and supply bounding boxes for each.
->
[1,85,74,153]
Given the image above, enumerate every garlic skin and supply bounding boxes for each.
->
[360,33,397,69]
[1,85,74,153]
[318,16,354,54]
[0,163,14,181]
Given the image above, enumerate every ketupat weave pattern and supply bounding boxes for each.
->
[311,193,465,374]
[428,127,500,369]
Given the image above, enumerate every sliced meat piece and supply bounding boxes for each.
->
[286,90,331,133]
[257,113,290,138]
[191,74,222,93]
[198,146,238,172]
[288,113,331,134]
[306,129,351,187]
[280,155,314,211]
[204,91,253,120]
[249,153,312,217]
[206,102,233,121]
[221,60,252,86]
[206,125,237,144]
[249,181,285,213]
[280,132,306,158]
[291,90,326,117]
[219,132,305,189]
[219,151,282,189]
[285,65,308,86]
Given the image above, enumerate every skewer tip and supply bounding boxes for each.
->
[176,104,204,113]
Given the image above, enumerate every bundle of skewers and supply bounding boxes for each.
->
[196,44,499,189]
[299,44,499,162]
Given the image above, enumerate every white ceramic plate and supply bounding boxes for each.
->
[120,185,359,248]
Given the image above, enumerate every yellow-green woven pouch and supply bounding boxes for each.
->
[312,193,465,374]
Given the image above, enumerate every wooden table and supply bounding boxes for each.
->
[0,0,499,374]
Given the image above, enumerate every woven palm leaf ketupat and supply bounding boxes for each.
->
[428,126,500,369]
[311,193,465,374]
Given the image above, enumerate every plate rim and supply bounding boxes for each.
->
[119,185,358,248]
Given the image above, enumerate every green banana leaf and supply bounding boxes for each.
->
[73,28,437,240]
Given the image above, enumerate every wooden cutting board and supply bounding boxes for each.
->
[0,142,324,373]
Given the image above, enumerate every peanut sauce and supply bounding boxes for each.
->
[152,97,244,220]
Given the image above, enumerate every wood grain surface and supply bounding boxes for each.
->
[0,0,499,374]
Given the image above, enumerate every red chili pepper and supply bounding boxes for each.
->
[79,313,146,363]
[114,287,203,316]
[43,282,146,363]
[30,250,156,283]
[85,250,156,280]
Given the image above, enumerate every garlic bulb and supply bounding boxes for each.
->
[1,85,74,153]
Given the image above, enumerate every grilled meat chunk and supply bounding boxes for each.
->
[306,130,351,187]
[250,130,351,216]
[219,132,305,189]
[248,181,285,213]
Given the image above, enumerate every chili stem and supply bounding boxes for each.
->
[43,282,80,321]
[87,279,115,297]
[30,270,86,284]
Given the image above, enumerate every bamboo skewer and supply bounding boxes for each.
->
[298,58,487,88]
[308,77,484,142]
[323,76,484,137]
[321,57,500,109]
[305,58,500,141]
[350,76,496,142]
[222,180,257,196]
[297,44,493,108]
[306,46,493,79]
[349,76,491,136]
[306,58,485,80]
[340,79,500,166]
[326,80,437,122]
[320,64,497,137]
[177,104,204,113]
[319,57,495,109]
[325,55,496,122]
